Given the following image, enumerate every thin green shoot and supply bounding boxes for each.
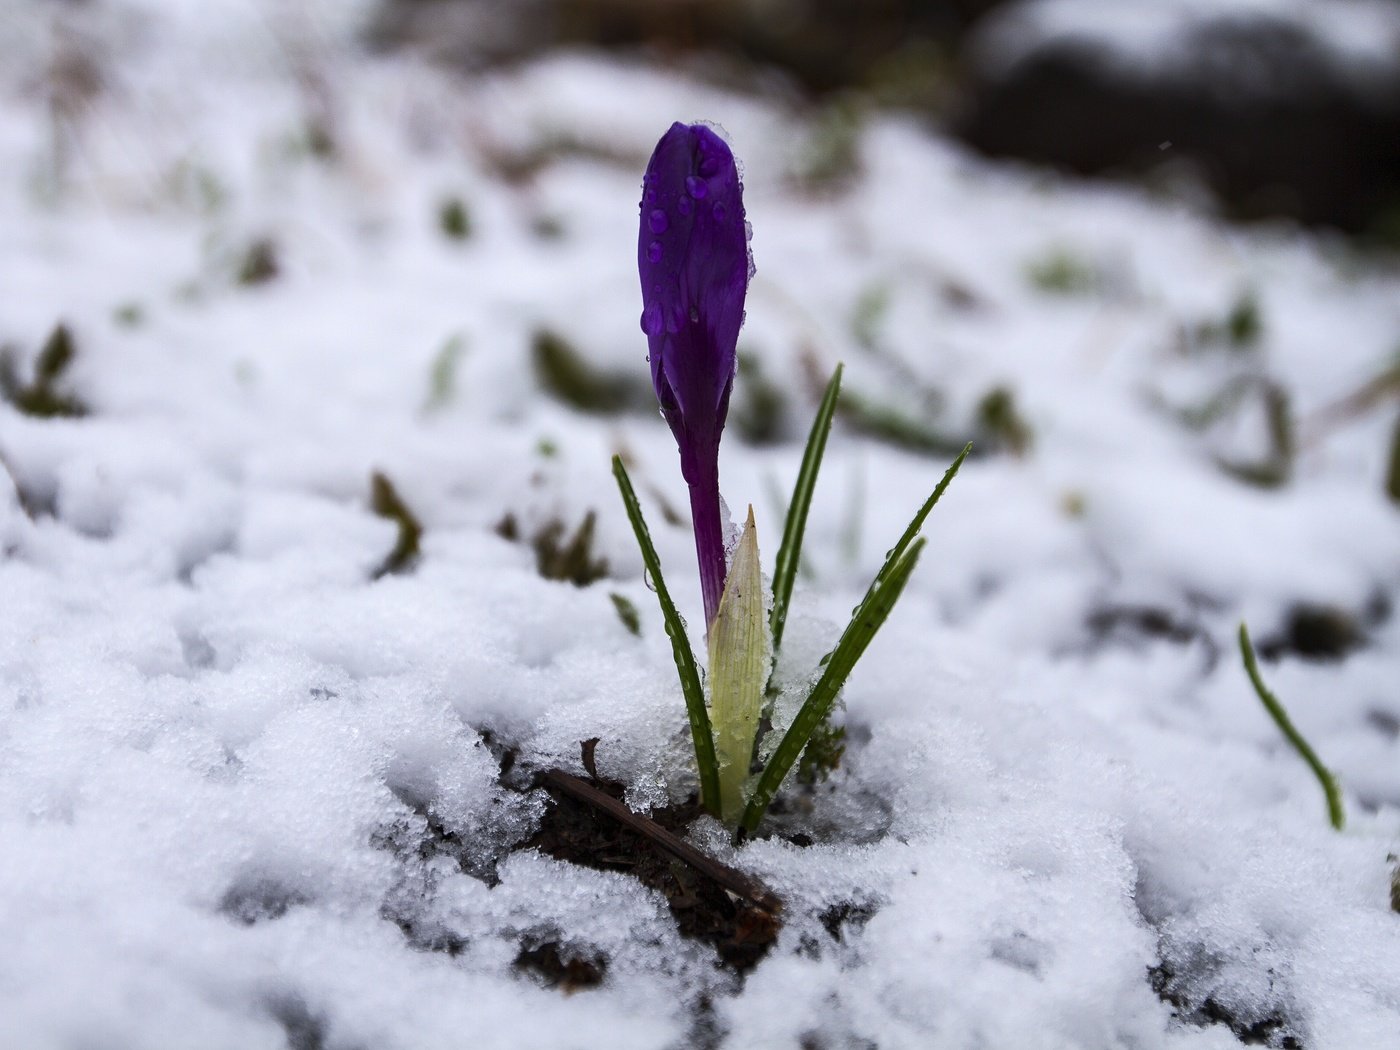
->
[613,456,720,815]
[771,364,843,654]
[740,537,926,835]
[872,442,971,593]
[739,443,970,834]
[763,472,814,583]
[1238,622,1345,831]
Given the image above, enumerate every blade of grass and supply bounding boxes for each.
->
[872,442,971,593]
[741,538,926,835]
[771,364,843,654]
[764,472,815,582]
[613,456,720,815]
[1238,622,1345,831]
[740,444,970,833]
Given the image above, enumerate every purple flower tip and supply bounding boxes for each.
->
[638,121,752,628]
[639,123,751,470]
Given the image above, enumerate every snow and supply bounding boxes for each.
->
[1,2,1399,1048]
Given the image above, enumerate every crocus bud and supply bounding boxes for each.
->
[639,121,752,629]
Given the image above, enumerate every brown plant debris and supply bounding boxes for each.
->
[370,471,423,579]
[498,510,610,586]
[0,323,88,418]
[523,765,782,974]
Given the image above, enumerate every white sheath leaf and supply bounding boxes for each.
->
[707,506,770,824]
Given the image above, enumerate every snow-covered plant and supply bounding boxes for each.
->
[614,122,969,834]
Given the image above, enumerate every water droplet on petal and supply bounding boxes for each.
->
[689,305,699,324]
[647,240,663,264]
[685,175,708,200]
[666,304,684,334]
[649,209,669,234]
[641,302,663,336]
[713,202,727,222]
[677,197,692,216]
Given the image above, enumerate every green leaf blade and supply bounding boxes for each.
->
[741,442,970,836]
[612,456,720,815]
[771,364,843,654]
[872,441,971,593]
[741,538,926,835]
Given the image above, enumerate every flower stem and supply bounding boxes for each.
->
[688,468,727,630]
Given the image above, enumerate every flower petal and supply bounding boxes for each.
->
[639,122,751,456]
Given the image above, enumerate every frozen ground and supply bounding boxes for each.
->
[1,3,1399,1048]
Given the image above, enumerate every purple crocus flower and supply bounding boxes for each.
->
[638,122,752,629]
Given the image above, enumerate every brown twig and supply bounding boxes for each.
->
[539,769,783,915]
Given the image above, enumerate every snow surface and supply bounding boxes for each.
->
[1,2,1399,1048]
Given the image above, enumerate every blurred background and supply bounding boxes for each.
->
[365,0,1400,240]
[3,0,1398,621]
[12,0,1400,240]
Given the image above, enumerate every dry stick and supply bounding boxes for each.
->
[539,769,783,915]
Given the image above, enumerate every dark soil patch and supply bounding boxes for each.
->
[376,785,501,887]
[264,994,328,1050]
[1256,600,1385,662]
[514,941,608,992]
[1149,962,1303,1048]
[371,812,473,957]
[1083,603,1220,670]
[819,899,878,943]
[219,876,312,926]
[521,770,781,974]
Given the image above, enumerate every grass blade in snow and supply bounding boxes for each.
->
[872,442,971,592]
[1238,622,1345,831]
[740,443,970,833]
[741,538,926,835]
[613,456,720,815]
[771,364,843,653]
